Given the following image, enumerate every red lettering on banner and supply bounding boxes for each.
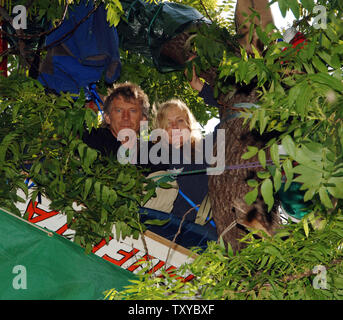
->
[127,253,153,272]
[148,260,165,274]
[157,265,194,282]
[23,199,195,280]
[26,200,60,223]
[164,266,177,277]
[103,248,140,267]
[55,224,69,236]
[91,237,113,254]
[24,200,69,234]
[182,274,195,282]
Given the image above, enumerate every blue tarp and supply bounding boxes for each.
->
[38,0,121,95]
[140,207,218,251]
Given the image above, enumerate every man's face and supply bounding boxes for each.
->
[104,95,144,138]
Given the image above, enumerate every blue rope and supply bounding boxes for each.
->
[178,189,216,228]
[88,83,104,119]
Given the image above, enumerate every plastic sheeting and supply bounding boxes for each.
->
[117,0,209,72]
[0,207,136,300]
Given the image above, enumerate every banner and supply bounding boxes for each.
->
[14,187,196,282]
[0,207,136,300]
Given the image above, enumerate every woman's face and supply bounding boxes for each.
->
[165,106,190,148]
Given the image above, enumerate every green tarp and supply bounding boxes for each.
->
[0,207,136,300]
[278,182,311,221]
[117,0,209,72]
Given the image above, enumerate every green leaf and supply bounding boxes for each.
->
[158,182,173,189]
[258,149,267,168]
[83,178,93,200]
[144,219,170,226]
[303,217,309,237]
[247,179,259,188]
[300,0,315,11]
[261,178,274,212]
[288,83,302,109]
[270,143,280,168]
[142,188,155,206]
[102,185,110,204]
[100,207,108,225]
[293,165,322,189]
[244,187,258,205]
[278,0,288,17]
[310,73,343,92]
[94,181,101,202]
[108,189,118,206]
[312,55,328,73]
[295,82,311,118]
[273,168,282,192]
[85,147,98,168]
[65,206,74,225]
[257,171,271,179]
[288,0,300,19]
[319,187,333,209]
[281,135,296,159]
[227,242,234,257]
[242,146,259,160]
[327,177,343,199]
[304,187,316,201]
[258,109,269,134]
[122,179,136,192]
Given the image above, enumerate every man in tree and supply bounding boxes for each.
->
[83,81,167,172]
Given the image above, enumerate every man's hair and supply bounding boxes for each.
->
[103,82,150,120]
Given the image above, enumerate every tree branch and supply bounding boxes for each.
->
[199,0,214,23]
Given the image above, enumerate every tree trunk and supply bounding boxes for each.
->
[208,85,279,253]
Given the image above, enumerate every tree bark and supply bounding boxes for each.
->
[208,85,280,253]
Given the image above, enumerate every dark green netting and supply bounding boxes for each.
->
[0,207,136,300]
[117,0,210,72]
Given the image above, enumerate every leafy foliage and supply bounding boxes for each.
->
[0,75,157,252]
[103,0,343,300]
[2,0,343,301]
[106,212,343,300]
[229,0,343,218]
[118,50,219,129]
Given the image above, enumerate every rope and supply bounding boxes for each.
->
[149,160,274,182]
[89,83,104,119]
[0,206,54,237]
[147,3,163,48]
[178,189,199,212]
[217,220,237,242]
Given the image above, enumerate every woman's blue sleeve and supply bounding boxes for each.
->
[198,83,221,108]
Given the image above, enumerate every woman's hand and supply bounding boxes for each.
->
[184,64,204,92]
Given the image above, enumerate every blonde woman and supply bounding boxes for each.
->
[154,99,212,225]
[156,98,202,152]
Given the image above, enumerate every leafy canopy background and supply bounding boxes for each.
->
[1,0,343,299]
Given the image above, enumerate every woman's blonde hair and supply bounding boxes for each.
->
[155,99,202,144]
